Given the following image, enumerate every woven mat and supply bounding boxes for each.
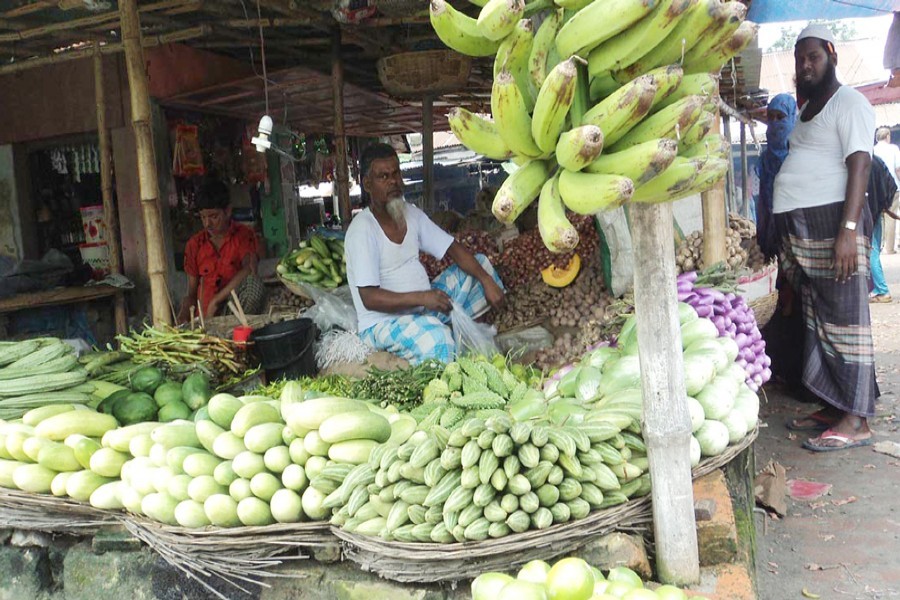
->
[0,488,117,534]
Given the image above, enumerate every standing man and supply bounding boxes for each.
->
[345,143,505,364]
[177,180,265,322]
[871,126,900,299]
[774,24,877,452]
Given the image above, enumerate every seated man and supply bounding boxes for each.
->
[345,143,505,364]
[177,180,265,322]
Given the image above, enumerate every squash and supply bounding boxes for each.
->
[541,253,581,288]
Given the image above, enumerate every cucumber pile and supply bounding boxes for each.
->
[277,235,346,289]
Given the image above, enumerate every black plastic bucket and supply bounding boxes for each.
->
[250,318,317,381]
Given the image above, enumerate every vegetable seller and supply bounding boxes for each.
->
[344,143,505,364]
[773,24,877,452]
[177,181,266,322]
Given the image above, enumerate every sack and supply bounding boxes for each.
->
[868,155,898,219]
[450,301,498,356]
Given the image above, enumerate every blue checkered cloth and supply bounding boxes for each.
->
[360,254,503,364]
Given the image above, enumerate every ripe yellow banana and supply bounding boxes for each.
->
[684,20,758,74]
[528,8,563,96]
[681,133,729,160]
[680,1,747,65]
[447,107,513,160]
[587,0,693,76]
[589,72,621,102]
[538,174,580,252]
[630,156,698,204]
[495,19,536,111]
[611,0,729,82]
[558,170,635,214]
[430,0,503,57]
[585,137,678,185]
[556,125,605,171]
[532,57,578,154]
[492,70,543,158]
[653,72,719,112]
[677,109,716,150]
[492,160,551,223]
[555,0,657,59]
[478,0,525,41]
[582,73,658,146]
[645,63,684,107]
[609,94,704,151]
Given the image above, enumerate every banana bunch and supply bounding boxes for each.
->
[430,0,756,253]
[276,235,346,289]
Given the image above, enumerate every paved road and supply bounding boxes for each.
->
[755,253,900,600]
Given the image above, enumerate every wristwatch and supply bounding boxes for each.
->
[843,220,857,231]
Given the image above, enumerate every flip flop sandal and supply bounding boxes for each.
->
[802,429,874,453]
[785,414,833,432]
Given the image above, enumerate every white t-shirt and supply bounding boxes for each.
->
[874,140,900,187]
[345,204,454,332]
[773,86,875,214]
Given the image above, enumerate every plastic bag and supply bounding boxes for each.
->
[450,301,498,356]
[297,282,358,333]
[496,325,553,357]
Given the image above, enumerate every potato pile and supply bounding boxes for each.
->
[267,286,313,311]
[676,214,756,273]
[546,261,609,329]
[491,278,558,332]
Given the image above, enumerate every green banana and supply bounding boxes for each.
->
[645,63,684,108]
[555,0,657,59]
[494,19,536,111]
[570,61,591,127]
[554,0,594,9]
[555,125,604,171]
[630,156,698,204]
[492,160,551,223]
[492,70,543,158]
[611,0,730,82]
[582,73,658,146]
[681,133,729,161]
[447,107,513,160]
[531,57,578,154]
[558,170,634,214]
[679,1,747,65]
[677,109,716,150]
[587,0,693,76]
[585,137,678,186]
[430,0,503,57]
[528,8,563,96]
[537,174,580,253]
[589,72,621,102]
[468,0,489,5]
[688,156,728,192]
[653,72,719,112]
[608,94,704,151]
[684,20,758,74]
[477,0,525,41]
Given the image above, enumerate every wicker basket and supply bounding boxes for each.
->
[278,272,312,300]
[373,0,428,16]
[377,50,472,97]
[748,290,778,329]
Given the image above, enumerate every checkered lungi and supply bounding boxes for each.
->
[776,201,879,417]
[360,254,503,364]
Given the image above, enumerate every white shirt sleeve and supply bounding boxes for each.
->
[409,205,454,260]
[837,89,876,160]
[344,214,381,288]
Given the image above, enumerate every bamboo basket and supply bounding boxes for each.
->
[278,272,312,300]
[747,291,778,329]
[377,50,471,97]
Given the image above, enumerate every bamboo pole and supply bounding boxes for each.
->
[701,111,728,267]
[94,44,128,336]
[0,26,207,76]
[740,121,749,218]
[332,27,351,228]
[422,95,434,213]
[630,201,700,586]
[120,0,172,326]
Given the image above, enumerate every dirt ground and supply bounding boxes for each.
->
[754,253,900,600]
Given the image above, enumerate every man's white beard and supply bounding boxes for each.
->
[386,196,407,227]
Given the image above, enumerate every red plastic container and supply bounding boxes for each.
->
[233,326,253,344]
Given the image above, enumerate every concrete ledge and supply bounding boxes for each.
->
[693,470,740,566]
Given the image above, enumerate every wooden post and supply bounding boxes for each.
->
[630,201,700,586]
[120,0,172,325]
[702,111,728,267]
[93,44,128,336]
[422,95,434,212]
[332,27,351,228]
[739,121,749,218]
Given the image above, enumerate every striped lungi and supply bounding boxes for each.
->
[360,254,503,365]
[775,201,878,417]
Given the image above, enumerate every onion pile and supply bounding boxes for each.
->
[677,271,771,391]
[496,216,599,290]
[420,230,501,280]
